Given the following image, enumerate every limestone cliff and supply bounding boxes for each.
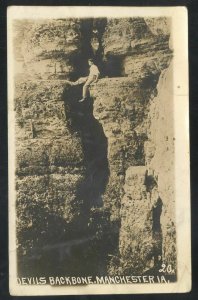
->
[91,62,175,276]
[14,17,176,279]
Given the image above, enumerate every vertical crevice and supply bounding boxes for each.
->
[152,196,163,268]
[63,85,110,276]
[144,172,163,273]
[63,86,110,209]
[70,18,107,80]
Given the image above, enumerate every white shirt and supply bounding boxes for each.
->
[89,64,100,78]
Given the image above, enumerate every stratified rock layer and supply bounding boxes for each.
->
[14,17,176,278]
[102,17,172,77]
[15,80,86,267]
[91,76,156,221]
[91,61,175,276]
[14,19,95,80]
[144,62,176,271]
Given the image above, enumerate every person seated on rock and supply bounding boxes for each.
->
[68,58,100,102]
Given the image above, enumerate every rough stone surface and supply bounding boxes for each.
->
[15,79,87,269]
[14,17,176,278]
[102,18,154,57]
[119,166,154,275]
[145,17,171,36]
[101,18,172,78]
[91,76,155,221]
[14,19,94,80]
[91,61,175,276]
[144,62,176,271]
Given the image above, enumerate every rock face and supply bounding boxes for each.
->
[144,62,176,271]
[101,17,172,77]
[91,63,175,276]
[19,19,83,79]
[120,64,176,275]
[90,17,175,276]
[91,76,154,222]
[15,79,87,276]
[14,17,176,279]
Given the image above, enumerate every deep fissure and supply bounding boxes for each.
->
[152,197,163,268]
[62,80,111,276]
[58,19,125,276]
[61,18,164,276]
[16,17,174,279]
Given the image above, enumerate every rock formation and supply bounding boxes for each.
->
[14,17,176,279]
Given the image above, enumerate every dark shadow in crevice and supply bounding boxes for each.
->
[17,83,111,278]
[70,18,108,80]
[61,85,111,276]
[63,85,110,209]
[152,197,163,268]
[140,73,160,90]
[103,55,125,78]
[144,196,164,278]
[144,171,157,192]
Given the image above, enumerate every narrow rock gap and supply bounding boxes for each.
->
[35,18,114,277]
[152,197,163,269]
[15,17,175,280]
[144,172,163,273]
[63,86,110,209]
[17,18,115,277]
[62,84,111,276]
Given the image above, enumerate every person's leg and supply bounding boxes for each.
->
[79,75,98,102]
[82,83,90,98]
[80,77,95,100]
[76,77,88,85]
[68,77,88,86]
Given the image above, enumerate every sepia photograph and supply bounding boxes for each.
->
[8,6,190,295]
